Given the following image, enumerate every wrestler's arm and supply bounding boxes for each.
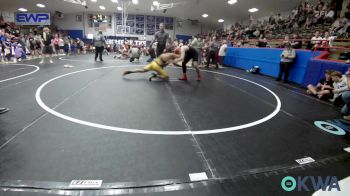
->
[164,54,179,65]
[173,48,186,63]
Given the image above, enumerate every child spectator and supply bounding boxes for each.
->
[206,36,219,69]
[321,31,336,48]
[331,71,349,107]
[14,44,26,62]
[310,31,323,50]
[53,33,60,53]
[218,40,228,66]
[3,36,12,63]
[307,70,334,100]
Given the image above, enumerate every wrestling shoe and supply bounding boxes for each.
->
[196,75,201,81]
[179,74,188,81]
[149,73,157,81]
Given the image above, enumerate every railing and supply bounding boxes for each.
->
[231,38,350,48]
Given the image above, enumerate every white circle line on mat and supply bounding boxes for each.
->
[35,65,281,135]
[0,64,40,83]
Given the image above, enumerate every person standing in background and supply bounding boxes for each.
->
[197,37,204,65]
[14,44,26,62]
[2,35,11,63]
[277,42,296,83]
[53,33,60,57]
[218,40,228,67]
[0,29,6,62]
[113,41,119,54]
[34,31,42,57]
[190,35,201,64]
[151,23,169,57]
[206,36,219,69]
[63,37,70,56]
[76,38,84,55]
[58,35,64,54]
[28,35,36,59]
[18,33,26,54]
[39,27,54,64]
[93,30,106,62]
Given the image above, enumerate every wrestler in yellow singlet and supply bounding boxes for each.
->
[123,52,180,81]
[143,58,169,79]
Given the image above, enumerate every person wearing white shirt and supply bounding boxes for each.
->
[322,31,336,48]
[331,71,349,107]
[277,42,296,83]
[218,40,228,66]
[311,31,323,49]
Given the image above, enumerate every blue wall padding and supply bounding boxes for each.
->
[65,30,84,39]
[224,48,319,84]
[176,35,192,42]
[302,59,347,87]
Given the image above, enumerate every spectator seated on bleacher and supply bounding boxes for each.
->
[257,34,268,48]
[310,31,323,50]
[344,3,350,20]
[291,34,302,49]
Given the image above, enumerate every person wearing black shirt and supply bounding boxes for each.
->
[291,34,302,49]
[257,34,268,48]
[39,27,54,64]
[307,70,334,100]
[2,36,11,62]
[93,30,106,62]
[345,4,350,20]
[206,36,219,69]
[151,23,169,57]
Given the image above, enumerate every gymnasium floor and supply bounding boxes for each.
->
[0,54,349,195]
